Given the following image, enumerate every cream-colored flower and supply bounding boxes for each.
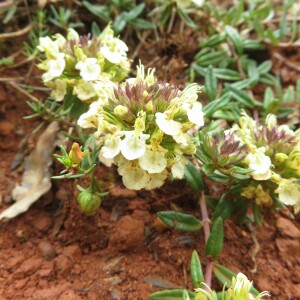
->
[144,172,168,190]
[244,147,272,180]
[37,36,60,55]
[73,80,96,101]
[100,134,121,159]
[139,148,167,173]
[67,28,80,42]
[49,79,67,101]
[120,131,150,160]
[186,101,205,127]
[155,112,182,136]
[275,178,300,213]
[100,38,128,64]
[42,55,66,82]
[75,58,101,81]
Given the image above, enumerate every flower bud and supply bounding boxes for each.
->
[77,189,101,215]
[265,114,277,129]
[114,105,129,116]
[69,143,85,165]
[274,153,288,164]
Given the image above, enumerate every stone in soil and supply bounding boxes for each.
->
[54,254,73,277]
[58,289,82,300]
[32,214,52,232]
[276,217,300,239]
[62,244,82,262]
[276,238,300,263]
[38,241,57,261]
[109,215,144,251]
[13,257,43,279]
[0,120,14,137]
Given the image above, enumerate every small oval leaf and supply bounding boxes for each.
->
[205,217,224,259]
[157,211,202,232]
[190,250,204,288]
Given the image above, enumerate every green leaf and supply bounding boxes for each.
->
[195,50,227,67]
[213,263,260,296]
[182,290,190,300]
[225,25,243,55]
[252,202,263,226]
[257,60,272,75]
[296,78,300,103]
[3,4,17,24]
[150,289,195,300]
[190,250,204,288]
[82,1,110,22]
[242,39,265,50]
[200,33,226,48]
[226,85,256,108]
[177,9,198,29]
[157,211,202,232]
[213,69,241,81]
[113,12,127,32]
[203,94,231,117]
[247,60,259,85]
[205,217,223,260]
[125,3,145,21]
[212,263,235,289]
[205,66,217,101]
[184,162,203,193]
[129,18,156,29]
[91,22,101,36]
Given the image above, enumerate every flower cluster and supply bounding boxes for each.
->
[37,25,130,103]
[230,112,300,212]
[78,64,204,190]
[195,273,270,300]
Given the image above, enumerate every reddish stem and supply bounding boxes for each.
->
[199,191,213,289]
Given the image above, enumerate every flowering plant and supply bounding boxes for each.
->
[37,25,130,103]
[197,111,300,214]
[78,64,205,190]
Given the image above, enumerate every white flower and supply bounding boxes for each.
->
[171,161,186,179]
[155,112,182,136]
[73,80,96,101]
[186,102,204,127]
[120,131,150,160]
[77,110,99,129]
[42,55,65,82]
[100,134,121,159]
[245,147,272,180]
[98,152,114,167]
[119,162,149,190]
[37,36,60,55]
[75,58,101,81]
[275,179,300,213]
[139,148,167,173]
[49,79,67,101]
[100,38,128,64]
[144,172,168,190]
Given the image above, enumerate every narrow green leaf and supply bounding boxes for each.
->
[200,33,226,48]
[227,85,255,108]
[242,39,265,50]
[213,69,241,81]
[247,60,259,85]
[203,94,231,117]
[213,263,260,296]
[157,211,202,232]
[296,78,300,103]
[177,9,198,29]
[190,250,204,288]
[196,51,227,67]
[205,217,223,260]
[125,3,145,21]
[129,18,156,29]
[225,25,243,55]
[113,12,127,32]
[182,290,190,300]
[205,66,217,101]
[184,162,203,193]
[253,202,263,226]
[82,1,110,22]
[257,60,272,75]
[150,289,195,300]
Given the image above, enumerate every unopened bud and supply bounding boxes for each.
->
[69,143,86,165]
[77,189,101,216]
[274,153,288,164]
[114,105,128,116]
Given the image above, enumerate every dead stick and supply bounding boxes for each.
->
[0,23,32,39]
